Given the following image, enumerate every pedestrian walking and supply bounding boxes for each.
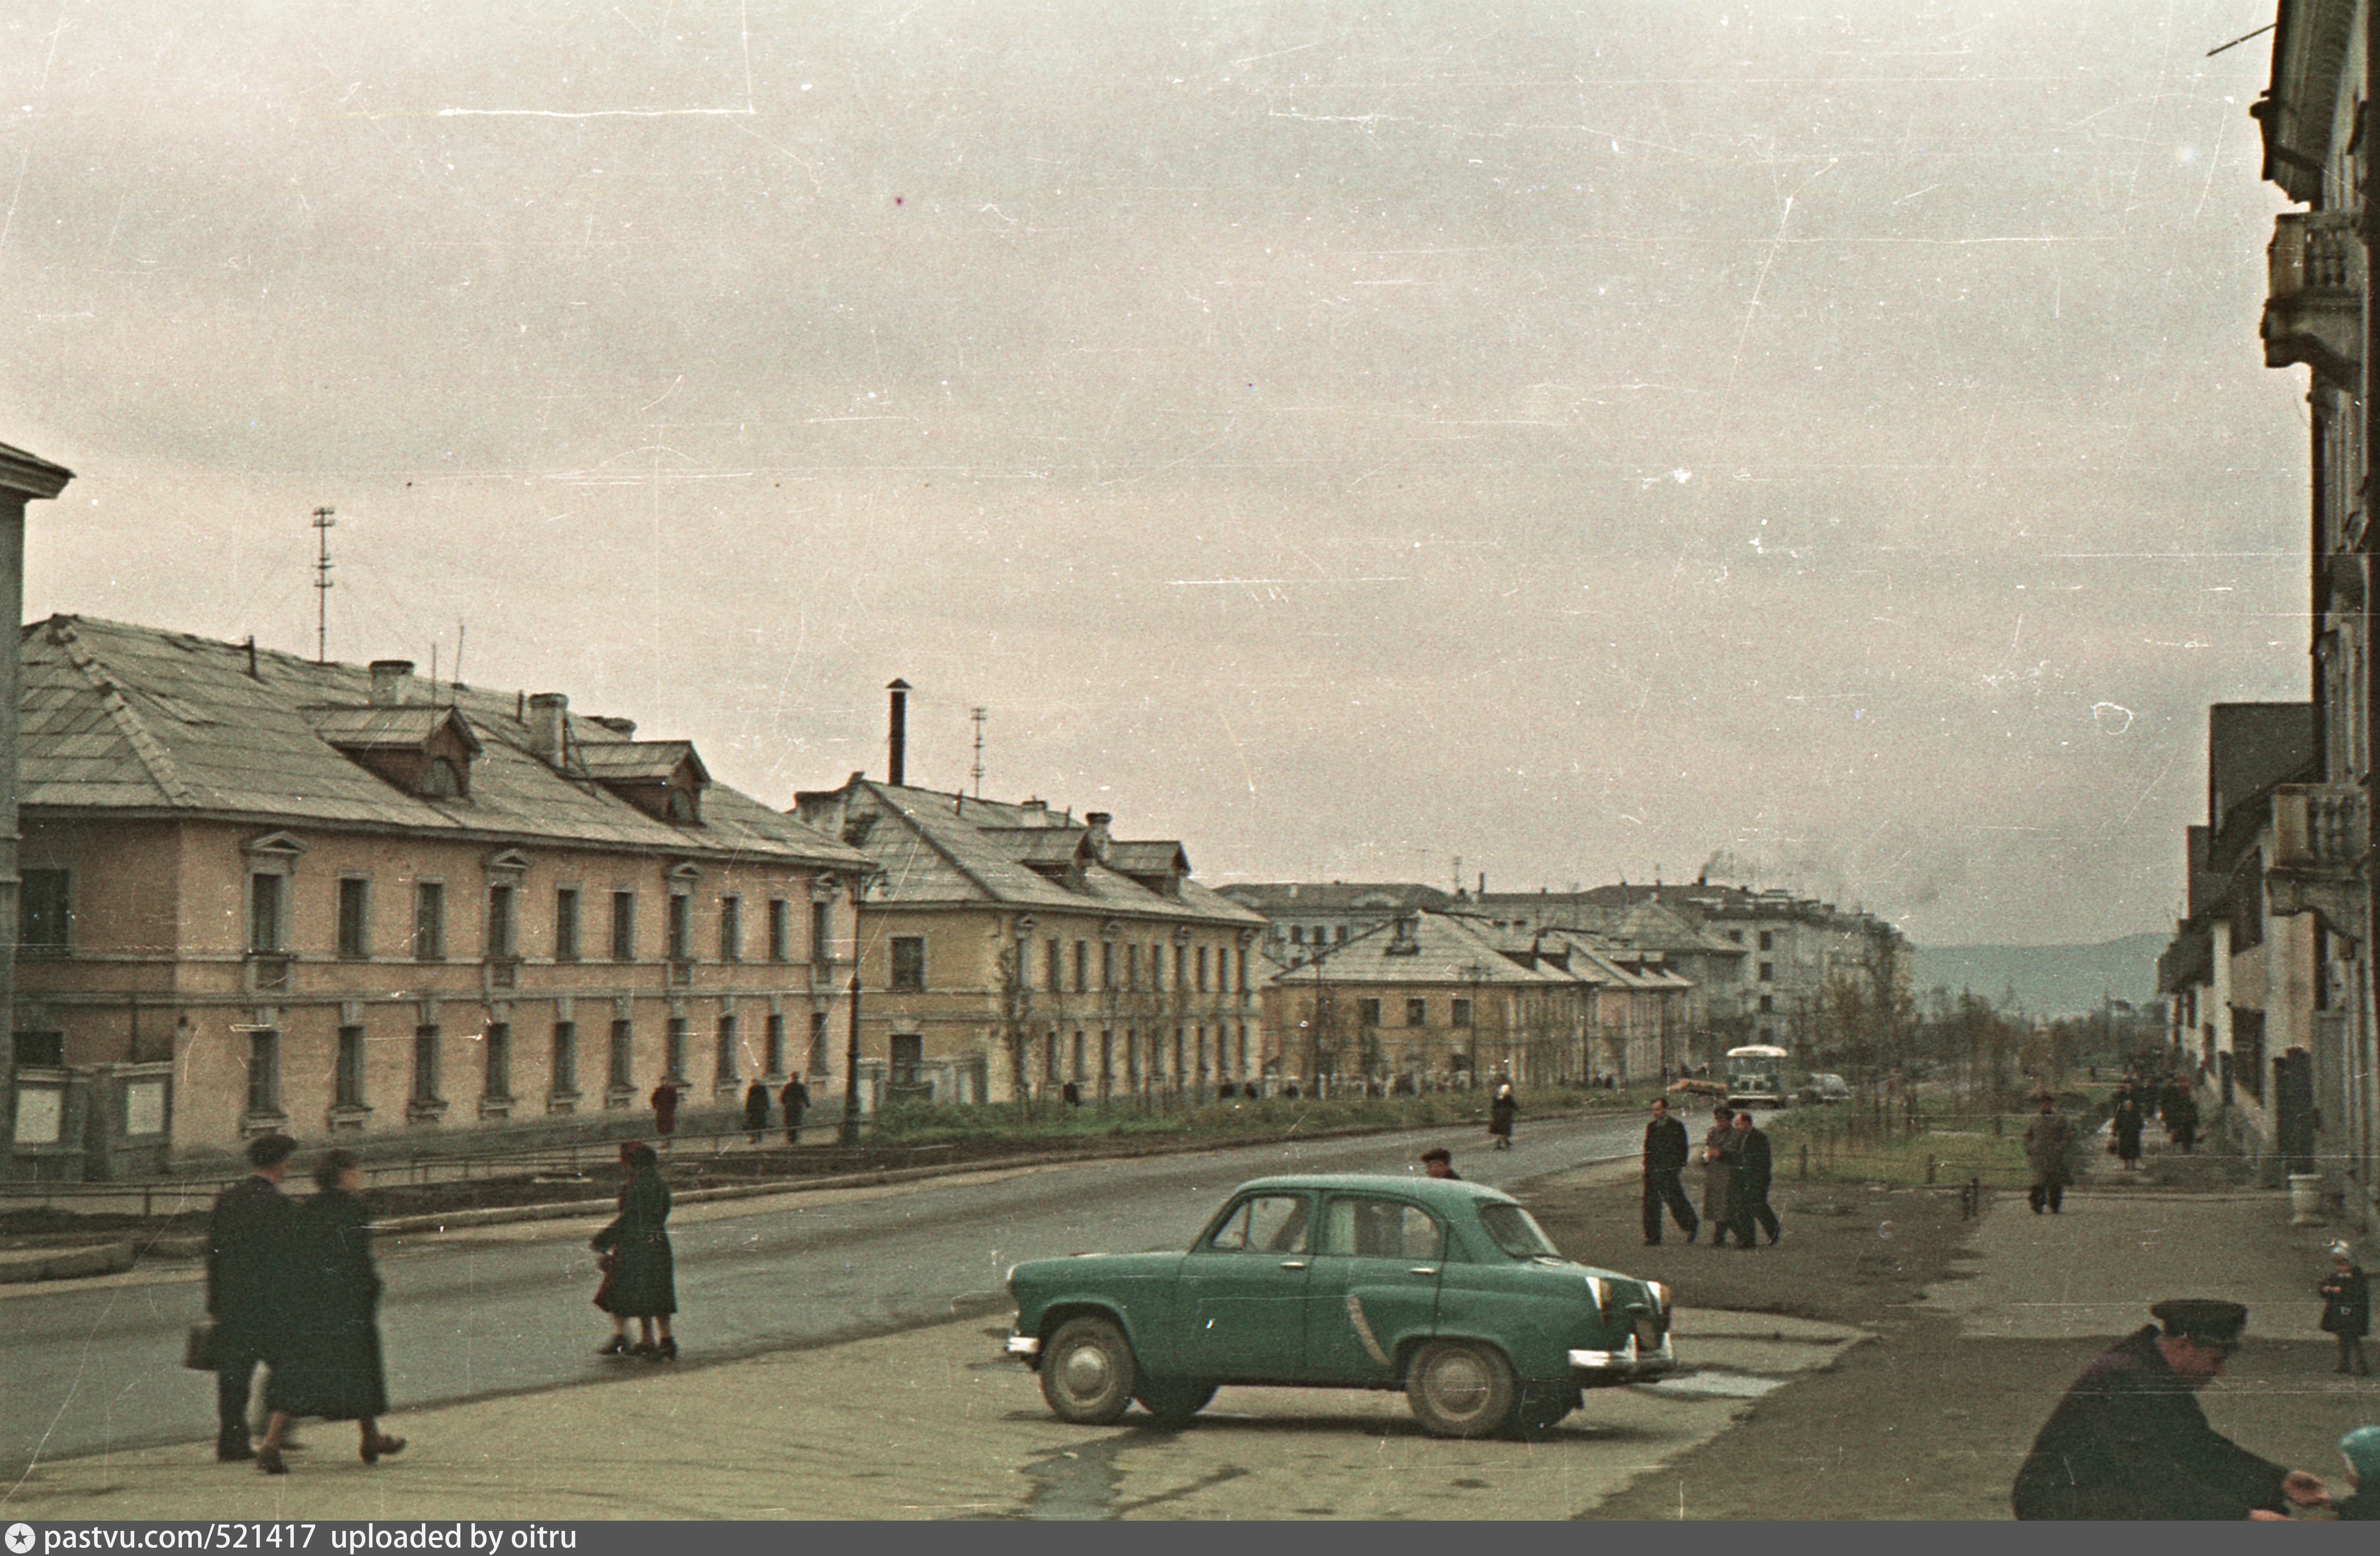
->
[649,1075,681,1142]
[742,1078,771,1145]
[2023,1091,2075,1215]
[2165,1080,2199,1155]
[2011,1299,2332,1519]
[592,1141,677,1360]
[253,1149,403,1475]
[1488,1082,1516,1151]
[2319,1241,2372,1377]
[1419,1146,1461,1181]
[2335,1426,2380,1521]
[780,1074,809,1143]
[204,1133,297,1463]
[2111,1092,2145,1170]
[1726,1109,1780,1248]
[1701,1104,1736,1240]
[1640,1096,1698,1245]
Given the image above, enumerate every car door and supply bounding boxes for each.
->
[1303,1193,1445,1384]
[1171,1190,1316,1382]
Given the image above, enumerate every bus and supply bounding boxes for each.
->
[1724,1044,1791,1111]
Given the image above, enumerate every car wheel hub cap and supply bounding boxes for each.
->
[1061,1347,1112,1396]
[1430,1356,1489,1412]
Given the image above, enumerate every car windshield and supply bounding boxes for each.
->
[1475,1202,1561,1259]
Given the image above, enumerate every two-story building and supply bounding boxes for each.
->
[6,615,874,1179]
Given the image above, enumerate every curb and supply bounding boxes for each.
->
[0,1238,137,1284]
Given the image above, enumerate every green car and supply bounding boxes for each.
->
[1004,1173,1675,1438]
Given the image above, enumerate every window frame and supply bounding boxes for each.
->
[889,936,926,991]
[20,866,70,955]
[412,880,447,962]
[336,876,370,960]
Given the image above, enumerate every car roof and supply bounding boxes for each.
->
[1223,1173,1518,1210]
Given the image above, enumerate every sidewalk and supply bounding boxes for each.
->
[0,1122,2370,1521]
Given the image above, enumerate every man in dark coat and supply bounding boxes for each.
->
[1726,1109,1779,1248]
[649,1076,680,1139]
[206,1133,297,1461]
[742,1078,771,1145]
[779,1074,809,1143]
[2011,1299,2331,1519]
[1640,1097,1698,1245]
[2023,1092,2075,1214]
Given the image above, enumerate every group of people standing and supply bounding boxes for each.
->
[1640,1096,1778,1249]
[204,1134,403,1475]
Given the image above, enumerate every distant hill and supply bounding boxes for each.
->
[1908,933,2166,1019]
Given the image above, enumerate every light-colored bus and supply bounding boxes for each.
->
[1724,1044,1791,1111]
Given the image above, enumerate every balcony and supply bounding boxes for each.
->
[2267,783,2368,939]
[2264,211,2362,386]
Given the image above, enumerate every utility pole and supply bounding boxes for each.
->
[311,507,337,663]
[971,706,986,798]
[839,972,865,1147]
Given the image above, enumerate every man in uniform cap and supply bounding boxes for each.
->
[2012,1299,2330,1519]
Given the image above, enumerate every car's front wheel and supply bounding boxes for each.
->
[1404,1339,1519,1438]
[1133,1378,1217,1426]
[1041,1316,1138,1425]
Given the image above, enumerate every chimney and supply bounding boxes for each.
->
[369,659,414,706]
[1083,812,1112,861]
[528,692,567,766]
[887,678,910,788]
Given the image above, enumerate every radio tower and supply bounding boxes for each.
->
[971,707,988,798]
[311,507,337,663]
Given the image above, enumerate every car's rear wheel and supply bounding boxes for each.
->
[1040,1316,1138,1425]
[1404,1339,1519,1438]
[1133,1379,1217,1426]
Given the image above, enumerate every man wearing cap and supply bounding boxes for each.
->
[1640,1097,1698,1245]
[2023,1091,2075,1215]
[206,1134,298,1462]
[2011,1299,2331,1519]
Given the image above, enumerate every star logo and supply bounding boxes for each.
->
[5,1522,35,1555]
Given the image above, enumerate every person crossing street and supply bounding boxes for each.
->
[1640,1096,1698,1245]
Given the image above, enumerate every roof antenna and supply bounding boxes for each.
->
[971,706,987,799]
[311,507,336,664]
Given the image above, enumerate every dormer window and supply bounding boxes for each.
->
[577,739,710,824]
[300,704,482,801]
[423,757,463,798]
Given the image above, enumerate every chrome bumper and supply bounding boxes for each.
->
[1005,1333,1041,1358]
[1569,1329,1675,1377]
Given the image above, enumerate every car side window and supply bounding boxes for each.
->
[1321,1196,1443,1260]
[1203,1193,1312,1254]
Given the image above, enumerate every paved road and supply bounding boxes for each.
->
[2,1114,1643,1479]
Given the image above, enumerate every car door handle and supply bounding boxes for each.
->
[1278,1260,1308,1270]
[1408,1267,1439,1276]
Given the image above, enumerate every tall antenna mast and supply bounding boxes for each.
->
[311,507,337,663]
[970,706,987,798]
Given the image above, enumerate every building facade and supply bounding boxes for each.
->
[6,617,873,1179]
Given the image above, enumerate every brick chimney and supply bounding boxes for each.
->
[528,692,567,766]
[1083,812,1112,862]
[369,660,414,706]
[887,678,910,787]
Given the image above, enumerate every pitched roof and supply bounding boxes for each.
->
[1271,911,1573,988]
[791,778,1262,929]
[20,615,873,870]
[1220,882,1456,913]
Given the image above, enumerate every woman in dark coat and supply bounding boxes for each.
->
[2319,1242,2371,1376]
[1701,1104,1737,1240]
[254,1149,402,1474]
[593,1141,677,1359]
[2112,1094,2146,1169]
[1488,1083,1517,1150]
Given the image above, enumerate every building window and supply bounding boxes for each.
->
[336,1025,366,1108]
[890,936,926,991]
[1758,962,1774,982]
[1451,998,1473,1027]
[412,1026,441,1102]
[1759,930,1774,951]
[808,1009,830,1075]
[768,898,789,962]
[1727,929,1744,944]
[811,899,832,962]
[1101,942,1115,990]
[1125,944,1139,991]
[1406,998,1427,1027]
[666,1016,688,1079]
[336,878,369,959]
[1232,948,1246,993]
[484,1021,512,1100]
[1174,944,1186,989]
[1196,946,1209,991]
[890,1033,924,1088]
[715,1015,738,1082]
[486,884,517,960]
[611,891,636,961]
[20,867,69,954]
[1335,925,1347,943]
[248,872,285,953]
[552,1022,577,1094]
[1045,938,1061,992]
[1290,925,1304,945]
[246,1030,281,1115]
[666,894,692,962]
[13,1030,63,1066]
[1358,998,1382,1027]
[719,897,741,962]
[1758,994,1774,1013]
[609,1019,634,1089]
[1073,941,1088,992]
[554,888,581,962]
[412,882,446,961]
[765,1013,785,1075]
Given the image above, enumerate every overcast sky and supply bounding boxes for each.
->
[0,1,2311,947]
